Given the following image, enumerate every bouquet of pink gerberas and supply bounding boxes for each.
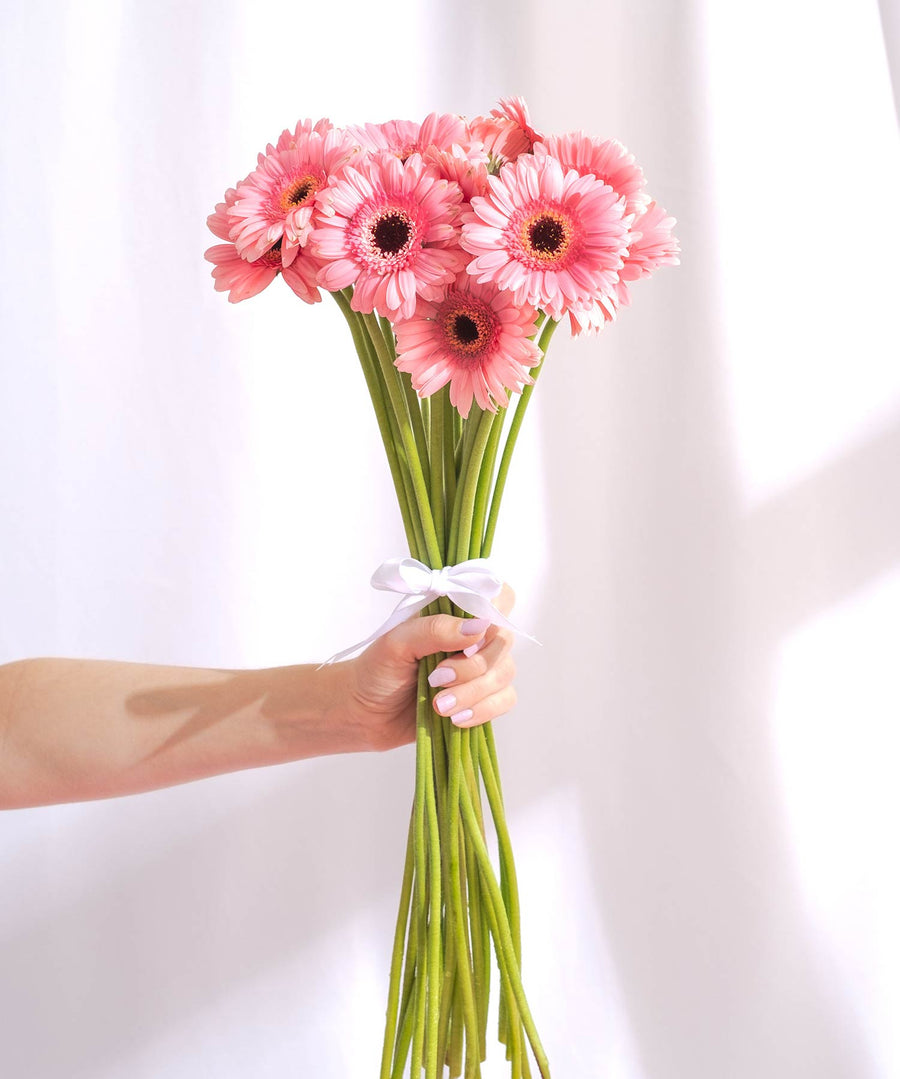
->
[207,98,677,1079]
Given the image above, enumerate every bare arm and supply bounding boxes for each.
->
[0,602,516,809]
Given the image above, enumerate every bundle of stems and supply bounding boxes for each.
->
[333,287,557,1078]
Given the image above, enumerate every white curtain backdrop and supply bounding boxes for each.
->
[2,1,899,1076]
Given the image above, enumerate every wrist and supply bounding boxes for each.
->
[258,661,367,762]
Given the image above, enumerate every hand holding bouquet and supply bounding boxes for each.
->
[207,97,678,1079]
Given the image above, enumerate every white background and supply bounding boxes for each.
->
[2,1,900,1076]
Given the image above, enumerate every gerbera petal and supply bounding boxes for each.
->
[317,257,358,291]
[393,271,541,418]
[205,242,280,303]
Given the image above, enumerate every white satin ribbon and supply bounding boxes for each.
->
[322,556,535,664]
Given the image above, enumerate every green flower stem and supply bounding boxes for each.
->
[331,291,420,554]
[442,389,458,526]
[336,295,429,563]
[460,734,491,1060]
[422,671,444,1077]
[458,829,482,1079]
[469,407,507,559]
[459,742,487,1061]
[403,372,432,487]
[459,779,551,1079]
[449,403,509,1070]
[401,875,420,1015]
[483,317,559,557]
[447,724,481,1071]
[500,965,525,1079]
[472,861,524,1077]
[466,831,490,1060]
[360,322,430,562]
[411,690,432,1073]
[425,668,449,821]
[447,409,495,1075]
[379,810,416,1079]
[454,408,497,565]
[473,724,523,1044]
[429,385,447,557]
[391,992,416,1079]
[379,314,431,479]
[390,887,420,1078]
[422,393,431,438]
[459,728,490,1059]
[448,979,464,1077]
[476,732,518,1064]
[521,1042,534,1079]
[447,408,483,559]
[436,911,458,1072]
[363,313,442,569]
[417,697,446,1079]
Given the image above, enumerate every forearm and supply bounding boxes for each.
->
[0,605,515,809]
[0,657,350,809]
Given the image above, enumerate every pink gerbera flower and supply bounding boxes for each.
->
[468,96,542,170]
[205,241,282,303]
[565,294,619,337]
[202,236,319,304]
[226,127,359,267]
[274,116,333,152]
[461,152,630,318]
[492,97,542,145]
[310,152,467,320]
[535,132,649,216]
[204,238,321,304]
[206,183,321,302]
[348,112,469,161]
[394,273,541,418]
[620,200,680,283]
[422,143,490,202]
[566,200,680,335]
[207,185,241,242]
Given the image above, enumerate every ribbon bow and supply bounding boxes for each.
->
[323,557,535,664]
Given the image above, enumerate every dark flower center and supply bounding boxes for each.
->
[372,213,412,254]
[528,216,566,254]
[260,237,283,267]
[441,296,497,364]
[453,314,480,344]
[281,175,320,212]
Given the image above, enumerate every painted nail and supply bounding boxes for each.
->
[435,692,457,715]
[460,618,490,637]
[463,639,484,658]
[428,666,455,688]
[451,709,474,726]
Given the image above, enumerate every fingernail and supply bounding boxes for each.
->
[463,639,484,658]
[461,618,490,637]
[435,692,457,715]
[451,709,474,726]
[428,666,455,688]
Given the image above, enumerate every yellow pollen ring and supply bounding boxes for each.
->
[280,174,321,212]
[520,210,574,262]
[260,239,284,268]
[442,304,493,356]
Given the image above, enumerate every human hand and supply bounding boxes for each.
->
[335,584,516,751]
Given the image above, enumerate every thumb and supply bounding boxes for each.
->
[379,613,492,665]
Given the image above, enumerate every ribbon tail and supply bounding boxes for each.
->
[319,592,435,666]
[447,589,541,645]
